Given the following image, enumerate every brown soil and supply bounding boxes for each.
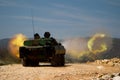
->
[0,63,120,80]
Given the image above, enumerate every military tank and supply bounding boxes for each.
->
[19,32,65,67]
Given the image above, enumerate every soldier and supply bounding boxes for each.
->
[34,33,40,39]
[44,32,50,38]
[44,32,58,45]
[33,33,40,46]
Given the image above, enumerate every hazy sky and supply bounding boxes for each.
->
[0,0,120,39]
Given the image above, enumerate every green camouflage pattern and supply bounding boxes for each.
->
[24,38,52,46]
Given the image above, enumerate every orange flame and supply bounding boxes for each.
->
[9,34,27,58]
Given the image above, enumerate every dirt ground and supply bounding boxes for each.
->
[0,63,120,80]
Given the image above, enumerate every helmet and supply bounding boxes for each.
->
[44,32,50,38]
[34,33,40,39]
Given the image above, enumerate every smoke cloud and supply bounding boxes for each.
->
[62,33,112,62]
[9,34,27,58]
[63,38,88,58]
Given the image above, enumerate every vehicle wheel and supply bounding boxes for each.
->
[22,57,30,66]
[34,61,39,66]
[51,54,65,66]
[59,54,65,66]
[30,60,39,67]
[19,47,26,58]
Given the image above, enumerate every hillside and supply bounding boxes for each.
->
[0,38,120,65]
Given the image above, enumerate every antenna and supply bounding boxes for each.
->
[31,9,35,37]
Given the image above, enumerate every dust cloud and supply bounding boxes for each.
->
[62,33,112,62]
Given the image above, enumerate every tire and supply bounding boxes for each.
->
[51,54,65,66]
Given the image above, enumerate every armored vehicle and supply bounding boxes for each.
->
[19,33,65,67]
